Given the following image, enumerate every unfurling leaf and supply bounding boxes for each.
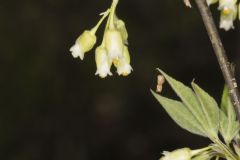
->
[220,86,240,145]
[151,90,206,137]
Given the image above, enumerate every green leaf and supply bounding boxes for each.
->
[192,82,219,138]
[157,69,208,133]
[220,111,239,145]
[221,86,236,122]
[151,90,206,137]
[220,86,240,145]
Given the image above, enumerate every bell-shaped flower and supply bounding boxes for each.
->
[219,5,237,30]
[70,30,97,60]
[114,46,132,76]
[218,0,237,31]
[104,29,124,60]
[95,46,112,78]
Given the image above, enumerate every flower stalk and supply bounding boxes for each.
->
[91,9,110,34]
[194,0,240,123]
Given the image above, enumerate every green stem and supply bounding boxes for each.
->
[109,0,118,29]
[91,9,110,34]
[214,139,238,160]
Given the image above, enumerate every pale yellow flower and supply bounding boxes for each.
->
[70,30,96,60]
[114,46,132,76]
[95,46,113,78]
[105,29,124,60]
[219,0,238,30]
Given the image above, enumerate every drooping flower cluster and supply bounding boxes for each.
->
[70,0,132,78]
[207,0,239,31]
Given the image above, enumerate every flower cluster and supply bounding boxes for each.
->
[70,0,132,78]
[207,0,239,31]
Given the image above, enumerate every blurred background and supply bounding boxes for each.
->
[0,0,240,159]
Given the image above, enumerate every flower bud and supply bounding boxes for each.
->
[95,46,112,78]
[160,148,192,160]
[104,29,124,60]
[70,30,97,60]
[114,46,132,76]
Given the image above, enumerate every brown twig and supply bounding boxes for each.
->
[194,0,240,122]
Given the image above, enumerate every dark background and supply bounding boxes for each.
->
[0,0,240,160]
